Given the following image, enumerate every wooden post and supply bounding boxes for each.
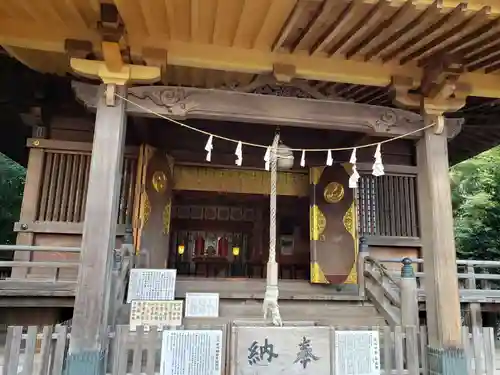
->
[12,127,47,278]
[65,85,127,375]
[467,266,483,332]
[400,258,418,327]
[357,236,369,298]
[417,114,466,374]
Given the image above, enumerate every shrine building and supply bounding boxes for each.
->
[2,0,500,374]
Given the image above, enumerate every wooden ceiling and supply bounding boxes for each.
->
[1,0,500,98]
[2,1,500,164]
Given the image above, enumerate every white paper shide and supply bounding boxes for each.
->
[160,330,223,375]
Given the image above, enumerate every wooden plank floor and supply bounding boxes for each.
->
[0,277,363,301]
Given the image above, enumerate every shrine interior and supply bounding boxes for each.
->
[169,191,310,280]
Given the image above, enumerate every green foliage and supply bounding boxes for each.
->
[0,153,25,245]
[451,147,500,260]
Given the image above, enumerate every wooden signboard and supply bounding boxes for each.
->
[127,268,177,302]
[309,165,358,284]
[334,330,380,375]
[160,330,223,375]
[129,300,183,331]
[185,293,220,318]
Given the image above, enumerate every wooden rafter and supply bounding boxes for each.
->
[2,0,500,98]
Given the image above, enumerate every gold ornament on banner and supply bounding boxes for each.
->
[152,171,168,193]
[323,182,344,204]
[310,205,326,241]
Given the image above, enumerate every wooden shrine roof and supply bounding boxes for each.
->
[3,1,500,163]
[0,0,499,94]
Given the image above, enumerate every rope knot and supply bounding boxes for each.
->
[263,285,282,326]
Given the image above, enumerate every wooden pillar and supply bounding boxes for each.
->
[400,258,418,327]
[12,126,47,278]
[357,236,369,298]
[417,114,466,373]
[66,85,127,374]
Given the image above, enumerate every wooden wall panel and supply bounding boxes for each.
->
[49,116,95,143]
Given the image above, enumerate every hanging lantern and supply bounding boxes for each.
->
[276,141,294,170]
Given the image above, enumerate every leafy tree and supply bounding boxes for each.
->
[451,147,500,260]
[0,153,25,246]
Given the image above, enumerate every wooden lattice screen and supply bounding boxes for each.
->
[36,150,137,224]
[357,173,419,238]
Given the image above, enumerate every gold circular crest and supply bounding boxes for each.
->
[324,182,344,203]
[152,171,168,193]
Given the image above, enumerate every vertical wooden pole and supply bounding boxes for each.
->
[66,85,127,375]
[357,237,369,298]
[417,116,466,374]
[12,127,47,279]
[400,258,418,327]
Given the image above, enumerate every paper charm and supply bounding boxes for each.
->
[235,141,243,166]
[264,146,271,171]
[372,143,385,176]
[204,135,213,162]
[326,149,333,166]
[348,148,360,188]
[300,150,306,167]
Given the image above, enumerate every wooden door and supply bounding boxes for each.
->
[309,165,358,284]
[133,145,174,268]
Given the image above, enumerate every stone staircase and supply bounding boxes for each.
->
[118,297,386,326]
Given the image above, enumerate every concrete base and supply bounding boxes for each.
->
[64,351,106,375]
[427,346,467,375]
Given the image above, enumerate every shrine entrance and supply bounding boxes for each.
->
[169,190,310,280]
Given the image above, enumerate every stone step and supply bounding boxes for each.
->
[118,299,387,327]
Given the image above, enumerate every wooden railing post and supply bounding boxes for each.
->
[400,258,418,327]
[357,236,369,298]
[466,265,484,336]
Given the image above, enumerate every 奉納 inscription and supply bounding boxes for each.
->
[294,336,319,369]
[235,326,330,375]
[247,338,279,365]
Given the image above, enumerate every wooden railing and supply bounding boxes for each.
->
[0,244,81,281]
[363,256,500,331]
[372,258,500,302]
[363,256,406,327]
[2,323,495,375]
[0,242,133,294]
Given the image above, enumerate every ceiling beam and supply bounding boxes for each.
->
[3,19,500,98]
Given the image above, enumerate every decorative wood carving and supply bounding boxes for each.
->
[231,75,338,100]
[72,81,462,138]
[128,87,197,116]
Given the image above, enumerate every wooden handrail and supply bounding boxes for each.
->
[364,256,400,287]
[0,245,80,252]
[375,257,500,268]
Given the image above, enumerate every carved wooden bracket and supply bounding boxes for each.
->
[391,71,470,134]
[72,81,462,139]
